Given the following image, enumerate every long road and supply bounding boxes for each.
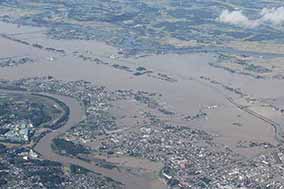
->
[0,89,167,189]
[226,97,284,144]
[188,75,284,145]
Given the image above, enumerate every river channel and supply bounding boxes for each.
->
[0,89,167,189]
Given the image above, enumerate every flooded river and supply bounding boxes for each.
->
[0,20,282,187]
[0,89,166,189]
[33,94,167,189]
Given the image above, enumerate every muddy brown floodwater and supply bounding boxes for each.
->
[0,88,166,189]
[31,93,167,189]
[1,20,283,186]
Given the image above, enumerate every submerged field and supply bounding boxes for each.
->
[0,0,284,188]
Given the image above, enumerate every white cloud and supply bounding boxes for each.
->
[217,7,284,28]
[260,7,284,26]
[217,10,259,28]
